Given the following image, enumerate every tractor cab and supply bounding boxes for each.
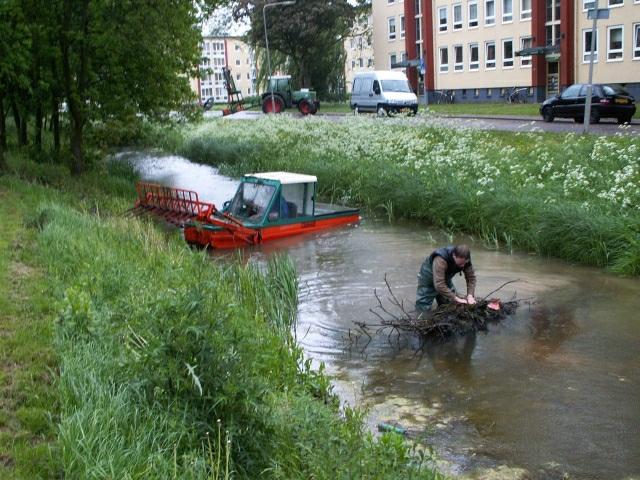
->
[224,172,316,225]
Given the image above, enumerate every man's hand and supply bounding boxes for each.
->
[454,296,468,304]
[466,294,476,305]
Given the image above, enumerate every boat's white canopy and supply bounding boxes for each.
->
[246,172,317,185]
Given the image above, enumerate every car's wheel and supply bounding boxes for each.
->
[617,116,632,125]
[542,107,554,123]
[589,108,600,124]
[377,105,387,117]
[574,116,583,124]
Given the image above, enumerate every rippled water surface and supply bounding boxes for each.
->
[127,151,640,480]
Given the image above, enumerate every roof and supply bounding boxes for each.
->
[246,172,318,185]
[353,70,409,80]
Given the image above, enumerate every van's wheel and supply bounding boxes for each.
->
[541,107,554,123]
[298,99,314,116]
[377,105,388,117]
[589,108,600,124]
[353,105,359,115]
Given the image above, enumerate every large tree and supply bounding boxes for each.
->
[234,0,355,98]
[0,0,31,170]
[54,0,229,174]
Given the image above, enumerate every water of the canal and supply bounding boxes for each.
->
[127,151,640,480]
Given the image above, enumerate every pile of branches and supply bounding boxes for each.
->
[354,277,523,340]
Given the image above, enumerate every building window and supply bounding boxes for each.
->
[390,53,397,68]
[359,58,364,68]
[485,0,495,25]
[607,25,623,60]
[503,0,513,22]
[415,17,422,41]
[521,0,532,19]
[503,39,514,67]
[236,74,240,80]
[608,0,623,6]
[368,58,374,67]
[521,37,532,66]
[400,15,405,38]
[351,60,356,69]
[583,29,599,62]
[486,41,496,68]
[439,6,448,32]
[634,24,640,59]
[454,45,464,71]
[453,4,463,30]
[487,88,492,97]
[440,47,449,72]
[388,17,396,40]
[415,0,422,15]
[388,0,394,3]
[469,43,479,70]
[469,1,479,27]
[474,88,480,97]
[235,44,240,51]
[235,59,240,66]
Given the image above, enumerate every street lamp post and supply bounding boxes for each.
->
[263,0,296,114]
[583,0,609,134]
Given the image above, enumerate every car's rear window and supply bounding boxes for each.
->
[602,85,630,96]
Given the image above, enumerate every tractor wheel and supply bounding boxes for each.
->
[262,95,284,114]
[298,99,314,116]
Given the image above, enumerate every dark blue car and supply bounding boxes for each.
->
[540,84,636,124]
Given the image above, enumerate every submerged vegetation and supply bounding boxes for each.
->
[172,115,640,275]
[0,151,442,478]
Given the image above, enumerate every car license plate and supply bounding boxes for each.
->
[615,98,628,104]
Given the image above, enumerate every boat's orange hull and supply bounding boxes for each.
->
[184,213,360,249]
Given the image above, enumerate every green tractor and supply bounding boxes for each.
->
[261,75,320,115]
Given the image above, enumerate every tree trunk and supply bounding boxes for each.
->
[0,93,6,172]
[51,100,60,153]
[60,0,90,174]
[0,92,6,150]
[19,116,27,146]
[69,117,83,174]
[11,100,21,144]
[35,104,43,149]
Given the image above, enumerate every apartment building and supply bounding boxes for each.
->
[196,36,258,105]
[372,0,640,102]
[373,0,409,72]
[345,13,376,92]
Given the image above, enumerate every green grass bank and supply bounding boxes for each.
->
[171,115,640,275]
[0,152,443,479]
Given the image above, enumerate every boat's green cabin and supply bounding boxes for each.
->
[224,172,317,225]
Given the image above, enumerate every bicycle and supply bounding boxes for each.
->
[435,89,455,104]
[506,86,528,104]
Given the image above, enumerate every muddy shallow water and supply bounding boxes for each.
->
[127,151,640,480]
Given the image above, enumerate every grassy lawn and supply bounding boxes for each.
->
[422,102,540,116]
[0,177,60,478]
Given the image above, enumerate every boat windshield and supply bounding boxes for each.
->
[227,182,275,221]
[380,79,412,93]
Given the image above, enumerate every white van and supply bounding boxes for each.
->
[350,71,418,116]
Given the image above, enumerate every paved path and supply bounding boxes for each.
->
[220,110,639,136]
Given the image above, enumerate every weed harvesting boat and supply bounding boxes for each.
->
[129,172,360,249]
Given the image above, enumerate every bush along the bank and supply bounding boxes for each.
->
[175,116,640,275]
[34,203,441,479]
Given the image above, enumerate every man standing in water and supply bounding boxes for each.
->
[416,244,477,313]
